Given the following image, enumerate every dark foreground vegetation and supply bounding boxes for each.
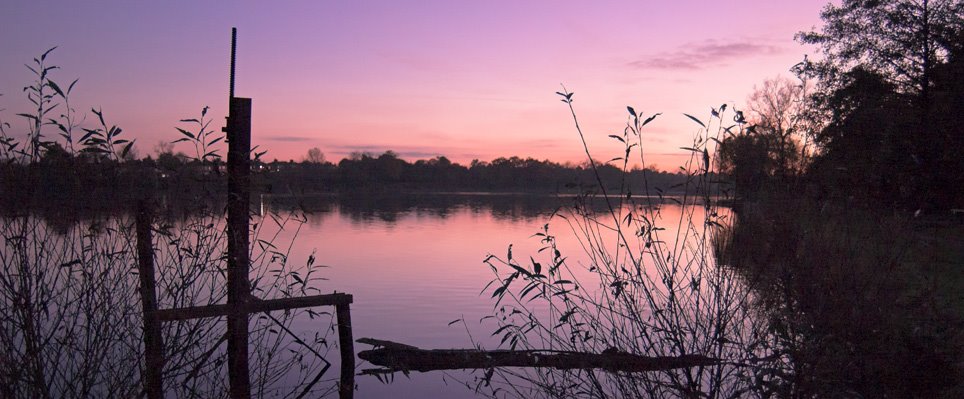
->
[718,192,964,397]
[715,1,964,396]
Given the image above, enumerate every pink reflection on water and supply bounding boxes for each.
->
[254,196,721,397]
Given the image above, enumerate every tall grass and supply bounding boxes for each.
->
[478,91,780,398]
[0,201,340,397]
[0,49,342,398]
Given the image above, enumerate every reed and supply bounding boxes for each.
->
[477,90,780,398]
[0,49,341,398]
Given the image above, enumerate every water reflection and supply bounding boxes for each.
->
[262,193,575,226]
[261,193,730,398]
[1,193,735,398]
[255,193,625,398]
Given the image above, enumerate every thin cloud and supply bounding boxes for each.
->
[628,39,784,70]
[264,135,313,142]
[515,139,563,150]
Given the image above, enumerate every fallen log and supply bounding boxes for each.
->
[357,338,719,374]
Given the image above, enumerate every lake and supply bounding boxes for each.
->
[258,193,724,398]
[262,193,584,398]
[2,192,742,398]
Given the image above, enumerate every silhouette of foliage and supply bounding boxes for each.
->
[717,131,772,198]
[797,0,964,104]
[793,0,964,209]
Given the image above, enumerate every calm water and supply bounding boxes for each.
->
[1,193,718,398]
[259,193,708,398]
[262,194,568,398]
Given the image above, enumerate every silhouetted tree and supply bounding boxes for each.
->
[718,131,772,198]
[809,67,918,204]
[304,147,325,163]
[153,140,174,157]
[375,151,405,182]
[797,0,964,208]
[797,0,964,109]
[928,28,964,206]
[40,142,71,163]
[745,76,811,176]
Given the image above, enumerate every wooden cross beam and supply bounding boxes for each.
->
[135,28,355,399]
[154,293,353,322]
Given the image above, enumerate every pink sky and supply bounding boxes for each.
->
[0,0,827,170]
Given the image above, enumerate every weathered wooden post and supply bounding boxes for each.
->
[136,202,164,399]
[336,302,355,397]
[225,27,253,399]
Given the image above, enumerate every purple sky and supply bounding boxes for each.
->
[0,0,827,169]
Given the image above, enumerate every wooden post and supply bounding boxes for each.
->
[136,203,164,399]
[225,26,253,398]
[133,28,355,398]
[335,303,355,398]
[226,95,253,399]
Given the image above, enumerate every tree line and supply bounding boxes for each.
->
[261,150,694,195]
[717,0,964,211]
[0,146,696,218]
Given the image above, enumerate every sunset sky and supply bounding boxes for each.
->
[1,0,827,170]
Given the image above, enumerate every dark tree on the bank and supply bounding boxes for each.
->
[797,0,964,208]
[797,0,964,107]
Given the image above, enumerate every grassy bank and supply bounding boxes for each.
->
[718,191,964,397]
